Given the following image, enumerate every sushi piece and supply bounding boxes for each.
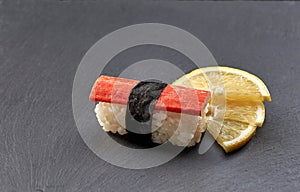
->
[90,75,211,147]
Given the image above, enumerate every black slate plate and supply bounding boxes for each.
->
[1,1,300,192]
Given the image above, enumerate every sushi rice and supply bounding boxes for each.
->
[95,102,208,147]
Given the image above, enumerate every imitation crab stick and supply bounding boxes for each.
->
[90,75,211,116]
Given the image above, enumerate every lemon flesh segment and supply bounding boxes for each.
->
[224,101,265,127]
[173,66,271,102]
[207,120,257,153]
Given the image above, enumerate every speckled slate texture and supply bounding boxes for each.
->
[1,1,300,192]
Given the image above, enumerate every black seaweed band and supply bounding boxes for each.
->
[125,80,168,136]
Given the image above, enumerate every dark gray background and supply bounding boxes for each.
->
[1,1,300,192]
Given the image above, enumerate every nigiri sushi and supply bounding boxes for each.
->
[89,75,211,147]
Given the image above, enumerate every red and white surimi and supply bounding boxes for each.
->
[90,75,211,116]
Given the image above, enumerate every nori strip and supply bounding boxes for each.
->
[125,80,167,137]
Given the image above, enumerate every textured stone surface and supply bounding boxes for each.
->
[1,1,300,192]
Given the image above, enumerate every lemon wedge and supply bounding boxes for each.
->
[224,101,265,127]
[207,120,257,153]
[173,66,271,152]
[173,66,271,102]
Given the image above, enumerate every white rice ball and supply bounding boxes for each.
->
[94,102,206,147]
